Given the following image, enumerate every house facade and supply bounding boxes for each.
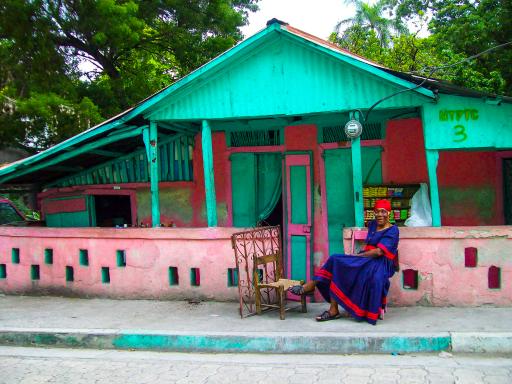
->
[0,20,511,306]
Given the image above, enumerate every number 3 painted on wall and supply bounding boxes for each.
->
[453,124,467,142]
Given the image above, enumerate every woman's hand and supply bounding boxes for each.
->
[357,248,384,258]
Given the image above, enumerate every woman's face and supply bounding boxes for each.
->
[374,208,390,226]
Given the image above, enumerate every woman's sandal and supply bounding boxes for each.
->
[287,285,313,296]
[315,310,342,322]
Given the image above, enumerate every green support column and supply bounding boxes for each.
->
[202,120,218,227]
[351,136,364,227]
[425,149,441,227]
[146,122,160,227]
[350,113,364,227]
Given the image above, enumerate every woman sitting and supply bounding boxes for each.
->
[289,199,399,325]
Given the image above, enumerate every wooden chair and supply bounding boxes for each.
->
[254,252,307,320]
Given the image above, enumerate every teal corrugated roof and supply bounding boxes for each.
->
[0,20,438,184]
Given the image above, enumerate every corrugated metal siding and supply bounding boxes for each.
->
[150,36,428,121]
[46,135,194,188]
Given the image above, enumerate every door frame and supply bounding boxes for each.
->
[282,151,314,283]
[496,151,512,224]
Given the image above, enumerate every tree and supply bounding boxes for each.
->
[386,0,512,95]
[0,0,259,151]
[333,0,406,48]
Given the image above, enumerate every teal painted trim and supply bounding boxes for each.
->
[279,28,435,100]
[148,122,160,227]
[425,149,441,227]
[0,126,144,184]
[202,120,218,227]
[351,137,364,227]
[112,333,451,353]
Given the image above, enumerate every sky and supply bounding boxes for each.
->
[239,0,428,40]
[240,0,355,40]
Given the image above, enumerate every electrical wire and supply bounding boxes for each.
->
[363,66,436,122]
[410,41,512,75]
[359,40,512,122]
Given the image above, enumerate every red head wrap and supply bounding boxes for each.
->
[374,199,391,212]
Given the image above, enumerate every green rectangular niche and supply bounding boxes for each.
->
[11,248,20,264]
[79,249,89,266]
[31,265,40,280]
[190,268,200,286]
[101,267,110,284]
[116,250,126,267]
[168,267,179,286]
[65,266,74,282]
[256,268,264,283]
[0,264,6,279]
[227,268,239,287]
[44,249,53,265]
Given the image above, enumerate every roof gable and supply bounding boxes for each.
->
[145,26,434,121]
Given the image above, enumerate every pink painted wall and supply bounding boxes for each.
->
[383,118,504,225]
[1,226,510,306]
[0,227,240,300]
[343,226,512,306]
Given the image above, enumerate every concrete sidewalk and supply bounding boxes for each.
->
[1,295,511,354]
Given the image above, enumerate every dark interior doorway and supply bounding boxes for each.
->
[94,195,132,227]
[262,195,283,229]
[503,159,512,224]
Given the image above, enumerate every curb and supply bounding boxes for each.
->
[0,329,451,354]
[451,332,512,354]
[1,329,511,354]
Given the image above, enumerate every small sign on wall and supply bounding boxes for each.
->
[422,94,512,150]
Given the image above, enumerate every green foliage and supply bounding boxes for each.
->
[331,24,507,95]
[0,193,40,220]
[334,0,406,48]
[0,0,258,152]
[383,0,512,95]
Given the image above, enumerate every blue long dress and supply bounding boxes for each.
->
[313,220,399,325]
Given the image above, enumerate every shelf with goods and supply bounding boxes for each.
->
[363,184,420,226]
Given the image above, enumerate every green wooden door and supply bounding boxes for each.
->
[284,154,312,283]
[324,147,382,254]
[45,195,96,227]
[231,153,257,227]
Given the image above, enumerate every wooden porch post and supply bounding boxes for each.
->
[202,120,218,226]
[425,149,441,226]
[145,121,160,227]
[350,113,364,227]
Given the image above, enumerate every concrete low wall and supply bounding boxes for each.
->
[1,226,511,306]
[343,226,512,306]
[0,227,242,300]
